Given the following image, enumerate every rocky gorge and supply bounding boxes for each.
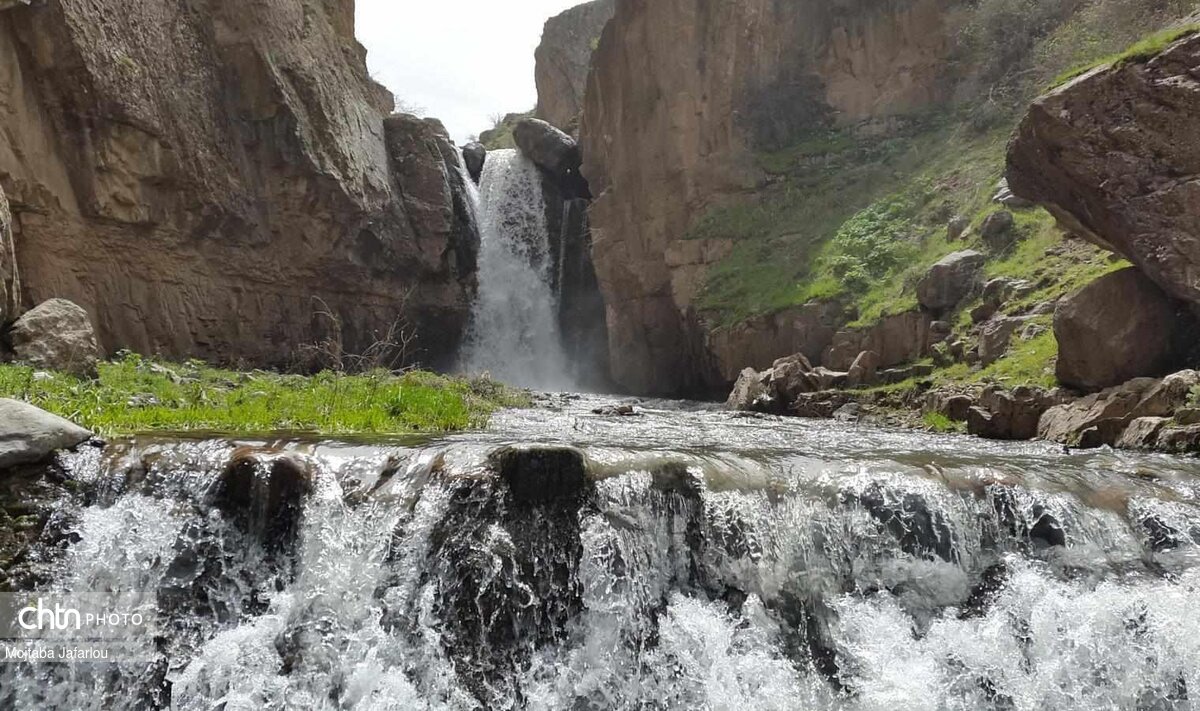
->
[2,0,1200,707]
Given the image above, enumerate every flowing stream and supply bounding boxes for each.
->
[458,150,573,390]
[5,396,1200,709]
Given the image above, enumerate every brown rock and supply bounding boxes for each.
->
[968,385,1063,441]
[9,299,101,378]
[979,211,1016,250]
[946,215,970,242]
[1054,268,1195,392]
[513,118,582,180]
[0,1,474,370]
[0,185,17,325]
[978,316,1032,366]
[727,368,772,412]
[916,250,985,312]
[1157,424,1200,453]
[824,311,933,371]
[1007,33,1200,309]
[708,301,848,385]
[1037,373,1199,447]
[768,353,817,402]
[1116,417,1170,450]
[534,0,615,133]
[846,350,881,388]
[580,0,956,395]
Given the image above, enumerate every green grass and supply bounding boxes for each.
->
[0,354,528,436]
[922,411,965,434]
[1051,24,1200,87]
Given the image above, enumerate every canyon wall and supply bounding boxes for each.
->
[534,0,615,134]
[0,0,475,369]
[580,0,955,395]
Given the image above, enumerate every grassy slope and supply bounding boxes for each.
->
[0,355,528,436]
[690,0,1196,387]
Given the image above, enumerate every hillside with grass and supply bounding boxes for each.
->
[686,0,1198,390]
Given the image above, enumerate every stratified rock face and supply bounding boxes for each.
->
[534,0,615,134]
[1007,33,1200,307]
[0,0,475,370]
[0,185,17,325]
[581,0,954,395]
[1054,268,1195,392]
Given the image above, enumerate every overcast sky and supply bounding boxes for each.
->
[356,0,584,143]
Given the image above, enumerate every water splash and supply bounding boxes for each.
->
[458,149,573,390]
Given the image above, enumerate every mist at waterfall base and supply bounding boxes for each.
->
[6,396,1200,710]
[458,149,576,391]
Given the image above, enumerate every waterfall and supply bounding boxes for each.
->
[458,149,573,391]
[6,400,1200,709]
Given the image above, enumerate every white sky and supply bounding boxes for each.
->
[356,0,584,143]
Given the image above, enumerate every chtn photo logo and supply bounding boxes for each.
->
[18,598,83,632]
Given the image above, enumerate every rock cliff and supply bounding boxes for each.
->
[1008,31,1200,309]
[534,0,615,134]
[580,0,954,395]
[0,0,476,369]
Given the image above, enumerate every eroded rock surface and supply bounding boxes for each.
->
[534,0,615,133]
[0,185,17,326]
[1008,32,1200,308]
[581,0,955,395]
[0,0,475,369]
[1054,268,1195,392]
[9,298,100,377]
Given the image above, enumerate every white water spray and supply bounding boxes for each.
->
[459,149,573,390]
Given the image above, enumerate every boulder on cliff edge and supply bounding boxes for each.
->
[513,118,585,185]
[1054,268,1194,392]
[9,299,102,378]
[1007,32,1200,308]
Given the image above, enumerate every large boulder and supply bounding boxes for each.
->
[727,367,772,412]
[917,250,985,312]
[967,385,1065,441]
[9,299,101,378]
[767,353,817,403]
[0,185,18,326]
[0,399,92,470]
[979,211,1016,251]
[513,118,583,181]
[462,142,487,184]
[1008,33,1200,309]
[1054,268,1194,392]
[846,351,881,388]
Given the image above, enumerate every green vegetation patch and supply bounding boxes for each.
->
[0,354,528,436]
[1052,24,1200,88]
[479,111,533,150]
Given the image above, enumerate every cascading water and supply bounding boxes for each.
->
[458,150,573,390]
[5,397,1200,709]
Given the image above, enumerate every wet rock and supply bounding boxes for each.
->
[848,483,957,562]
[846,350,880,388]
[489,446,588,504]
[513,118,583,182]
[1115,417,1170,450]
[1156,424,1200,454]
[832,403,861,422]
[210,451,314,551]
[462,142,486,183]
[917,250,985,313]
[979,210,1016,250]
[960,562,1010,619]
[727,367,773,412]
[1054,268,1195,392]
[1139,515,1187,554]
[591,403,638,417]
[791,391,855,419]
[9,299,101,378]
[0,398,92,469]
[1007,33,1200,310]
[1039,373,1198,448]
